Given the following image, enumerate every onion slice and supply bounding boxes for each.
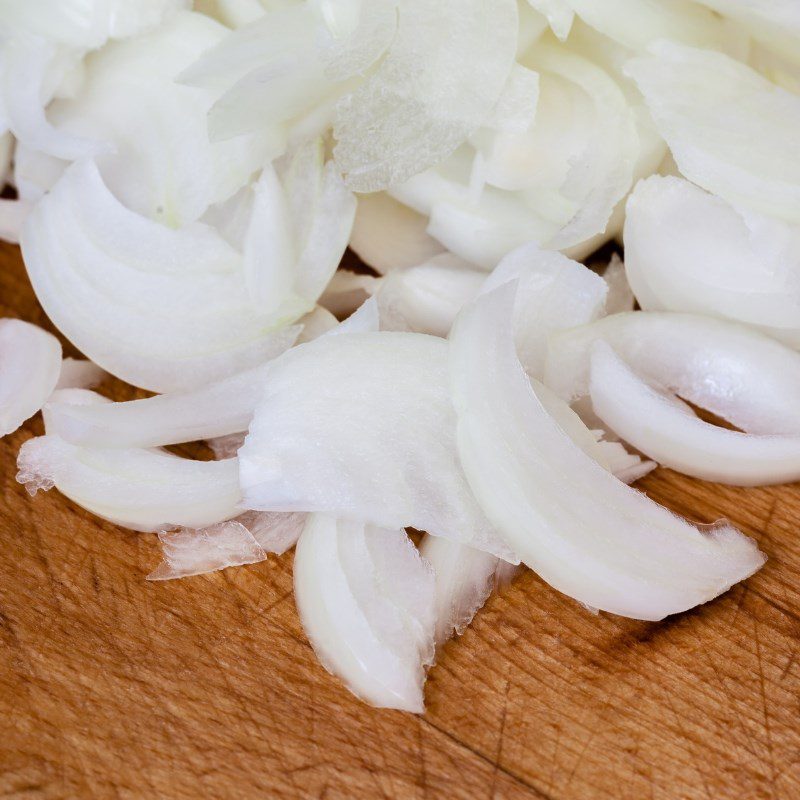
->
[240,332,514,559]
[589,341,800,486]
[544,311,800,435]
[0,318,61,436]
[293,513,435,712]
[450,284,764,620]
[625,41,800,224]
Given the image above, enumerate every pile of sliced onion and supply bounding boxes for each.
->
[3,0,795,712]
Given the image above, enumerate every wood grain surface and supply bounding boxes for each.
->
[1,239,799,800]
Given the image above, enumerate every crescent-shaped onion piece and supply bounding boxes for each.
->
[16,435,241,532]
[21,159,301,392]
[589,341,800,486]
[293,513,435,712]
[623,175,800,347]
[240,332,514,560]
[626,41,800,224]
[0,318,61,436]
[450,284,764,620]
[544,312,800,435]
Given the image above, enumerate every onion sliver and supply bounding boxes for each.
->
[333,0,519,191]
[293,513,435,712]
[0,318,61,436]
[624,175,800,347]
[16,436,241,532]
[240,332,514,560]
[590,342,800,486]
[450,284,764,620]
[626,41,800,224]
[545,311,800,436]
[21,159,300,393]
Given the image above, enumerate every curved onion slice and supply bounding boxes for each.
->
[43,11,273,226]
[44,299,379,450]
[590,341,800,486]
[333,0,518,191]
[624,175,800,347]
[240,332,514,559]
[293,513,435,712]
[544,312,800,436]
[0,318,61,436]
[16,435,241,531]
[450,284,765,620]
[21,159,300,392]
[419,535,518,648]
[483,243,607,377]
[349,192,445,274]
[626,42,800,224]
[376,254,484,337]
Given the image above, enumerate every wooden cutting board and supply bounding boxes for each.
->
[1,239,798,800]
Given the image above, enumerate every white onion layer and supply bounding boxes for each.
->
[544,311,800,435]
[589,342,800,486]
[0,318,62,436]
[450,284,764,620]
[293,513,435,712]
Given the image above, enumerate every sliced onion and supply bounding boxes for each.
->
[483,242,607,378]
[527,0,575,41]
[624,175,800,347]
[0,318,61,436]
[601,253,634,315]
[589,341,800,486]
[376,254,484,337]
[349,192,445,274]
[419,535,518,648]
[16,435,241,531]
[333,0,519,191]
[450,284,765,620]
[544,312,800,435]
[293,513,435,712]
[55,358,108,391]
[626,41,800,224]
[240,332,515,559]
[318,270,379,318]
[21,159,300,392]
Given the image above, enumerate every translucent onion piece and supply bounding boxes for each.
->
[544,312,800,436]
[626,42,800,224]
[589,341,800,486]
[482,243,607,378]
[333,0,519,191]
[527,0,574,41]
[0,199,32,244]
[240,509,307,554]
[16,436,241,531]
[296,305,340,342]
[349,192,446,274]
[293,513,435,712]
[240,332,514,559]
[319,270,379,319]
[420,535,518,648]
[0,318,61,436]
[624,175,800,347]
[376,254,484,337]
[21,159,300,392]
[450,284,765,620]
[45,11,273,225]
[148,521,267,581]
[55,358,108,391]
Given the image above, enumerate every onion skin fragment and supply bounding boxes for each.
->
[450,283,765,620]
[293,514,435,712]
[589,341,800,487]
[0,318,62,437]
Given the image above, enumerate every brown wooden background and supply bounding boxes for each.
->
[1,239,798,799]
